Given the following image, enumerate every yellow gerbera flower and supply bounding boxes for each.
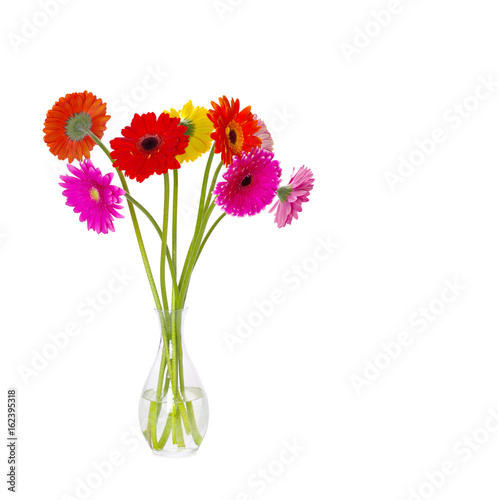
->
[166,101,214,163]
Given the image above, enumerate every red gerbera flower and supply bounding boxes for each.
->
[110,112,189,183]
[207,96,262,165]
[43,91,110,163]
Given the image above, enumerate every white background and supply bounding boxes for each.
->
[2,0,498,499]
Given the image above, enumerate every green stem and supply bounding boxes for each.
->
[116,168,163,311]
[167,252,180,306]
[172,404,185,447]
[160,174,170,313]
[149,402,158,448]
[150,176,174,448]
[179,145,215,291]
[178,402,192,435]
[180,208,225,306]
[172,170,179,303]
[195,145,215,232]
[122,191,179,303]
[195,213,226,266]
[162,373,171,400]
[204,161,223,211]
[179,202,216,307]
[186,401,203,446]
[172,405,178,445]
[123,192,178,304]
[176,313,185,397]
[85,130,113,163]
[153,176,181,448]
[124,193,162,239]
[157,411,173,449]
[127,190,178,302]
[170,309,179,400]
[85,129,163,314]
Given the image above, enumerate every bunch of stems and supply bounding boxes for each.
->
[87,130,224,449]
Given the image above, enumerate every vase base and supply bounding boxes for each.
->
[152,447,199,458]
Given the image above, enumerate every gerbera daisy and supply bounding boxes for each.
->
[110,112,189,183]
[167,101,214,163]
[213,148,281,217]
[207,96,262,165]
[269,166,314,228]
[59,160,126,235]
[43,91,110,163]
[253,114,274,152]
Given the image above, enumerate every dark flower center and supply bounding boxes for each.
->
[241,175,252,187]
[228,129,237,145]
[139,135,161,152]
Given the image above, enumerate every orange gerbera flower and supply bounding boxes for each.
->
[43,91,110,163]
[207,96,261,165]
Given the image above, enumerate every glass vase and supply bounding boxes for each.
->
[139,308,208,457]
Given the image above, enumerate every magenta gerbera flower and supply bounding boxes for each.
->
[269,166,314,228]
[59,159,126,234]
[213,148,281,217]
[253,114,274,152]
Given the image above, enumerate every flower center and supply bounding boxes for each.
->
[226,121,244,154]
[89,187,100,202]
[138,134,162,153]
[241,175,252,187]
[65,112,93,142]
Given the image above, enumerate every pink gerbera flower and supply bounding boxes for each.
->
[253,115,274,152]
[59,159,126,234]
[269,166,314,228]
[213,148,281,217]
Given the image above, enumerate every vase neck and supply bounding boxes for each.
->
[155,308,188,324]
[155,308,188,344]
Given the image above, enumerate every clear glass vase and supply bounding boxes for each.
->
[139,308,209,457]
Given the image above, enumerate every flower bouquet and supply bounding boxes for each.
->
[43,92,314,456]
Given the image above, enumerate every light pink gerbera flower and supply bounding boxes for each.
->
[253,114,274,152]
[213,148,281,217]
[59,159,126,234]
[269,166,314,228]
